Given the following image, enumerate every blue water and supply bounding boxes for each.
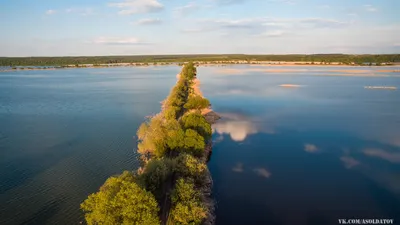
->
[0,65,399,225]
[0,66,181,225]
[199,65,400,225]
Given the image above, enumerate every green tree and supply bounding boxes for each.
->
[81,171,160,225]
[184,96,210,111]
[180,112,212,140]
[140,159,174,195]
[181,62,197,80]
[176,154,207,183]
[183,129,205,156]
[137,122,149,140]
[137,115,170,158]
[166,128,185,150]
[164,106,179,120]
[169,178,207,225]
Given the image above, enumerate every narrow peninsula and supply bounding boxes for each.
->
[80,62,220,225]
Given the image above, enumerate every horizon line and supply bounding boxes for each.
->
[1,53,399,58]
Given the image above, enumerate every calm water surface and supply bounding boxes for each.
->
[1,65,400,225]
[201,66,400,225]
[0,66,180,224]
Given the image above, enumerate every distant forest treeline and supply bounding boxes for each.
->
[1,54,399,66]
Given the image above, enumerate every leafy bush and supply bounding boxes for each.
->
[140,159,174,195]
[164,106,179,120]
[137,116,170,158]
[184,96,210,111]
[169,178,207,225]
[81,171,160,225]
[181,62,197,80]
[137,122,149,140]
[176,154,207,183]
[181,112,212,140]
[166,128,185,151]
[183,129,205,156]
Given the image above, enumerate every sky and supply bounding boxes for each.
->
[0,0,399,56]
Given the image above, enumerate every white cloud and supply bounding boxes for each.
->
[93,37,149,45]
[181,28,205,33]
[4,13,399,56]
[263,22,288,27]
[46,9,57,15]
[211,0,295,7]
[199,18,266,29]
[190,17,350,37]
[134,18,162,25]
[213,0,246,5]
[269,0,296,4]
[261,30,286,37]
[174,2,201,17]
[109,0,164,15]
[190,18,267,36]
[364,4,377,12]
[296,18,349,28]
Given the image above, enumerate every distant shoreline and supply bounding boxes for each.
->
[1,61,399,73]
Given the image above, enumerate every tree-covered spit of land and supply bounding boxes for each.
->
[81,62,218,225]
[1,54,399,67]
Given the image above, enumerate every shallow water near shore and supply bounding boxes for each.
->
[1,65,400,225]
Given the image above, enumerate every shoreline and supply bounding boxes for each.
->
[137,63,219,225]
[1,61,399,73]
[79,63,219,225]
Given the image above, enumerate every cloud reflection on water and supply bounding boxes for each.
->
[357,167,400,196]
[253,168,271,178]
[212,113,259,142]
[304,144,318,153]
[203,65,400,200]
[213,112,277,142]
[340,156,361,169]
[214,135,224,143]
[363,148,400,163]
[232,163,244,173]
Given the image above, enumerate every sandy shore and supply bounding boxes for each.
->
[1,61,399,73]
[365,86,397,90]
[279,84,302,88]
[214,67,399,77]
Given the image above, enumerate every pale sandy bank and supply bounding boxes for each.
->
[279,84,302,88]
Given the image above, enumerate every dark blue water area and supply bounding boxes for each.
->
[0,66,181,225]
[198,66,400,225]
